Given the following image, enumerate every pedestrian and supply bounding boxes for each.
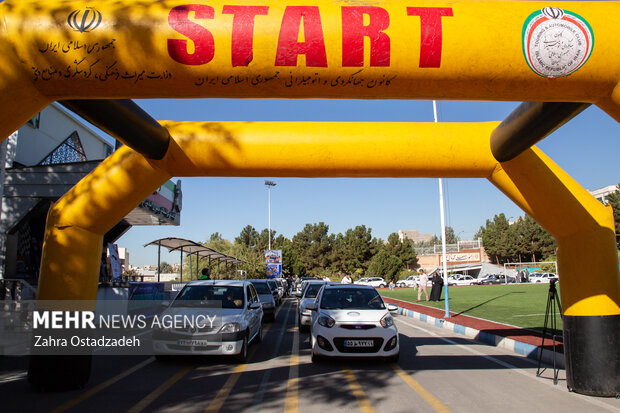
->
[430,272,444,301]
[341,274,353,284]
[417,270,429,301]
[389,280,395,290]
[200,268,211,280]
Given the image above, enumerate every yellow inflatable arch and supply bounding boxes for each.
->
[0,0,618,396]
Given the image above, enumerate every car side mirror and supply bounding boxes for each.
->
[296,292,302,298]
[249,302,261,310]
[387,304,398,312]
[306,303,317,311]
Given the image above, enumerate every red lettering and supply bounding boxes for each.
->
[222,6,269,66]
[406,7,453,68]
[275,6,328,67]
[168,5,215,65]
[342,7,390,67]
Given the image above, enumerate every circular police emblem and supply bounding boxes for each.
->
[522,7,594,78]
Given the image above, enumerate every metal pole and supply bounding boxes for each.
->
[157,240,161,283]
[268,185,271,250]
[180,247,183,282]
[187,248,191,283]
[434,101,450,319]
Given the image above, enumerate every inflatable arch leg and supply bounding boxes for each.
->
[490,148,620,397]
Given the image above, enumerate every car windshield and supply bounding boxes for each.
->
[173,285,245,309]
[267,280,277,290]
[304,283,324,298]
[320,288,385,310]
[251,282,272,295]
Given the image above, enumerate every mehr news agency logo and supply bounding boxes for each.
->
[522,7,594,79]
[67,7,102,33]
[32,310,217,349]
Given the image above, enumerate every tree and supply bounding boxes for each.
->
[384,232,418,269]
[158,261,173,273]
[235,225,259,248]
[443,226,459,244]
[292,222,333,275]
[335,225,374,274]
[367,250,404,282]
[604,184,620,248]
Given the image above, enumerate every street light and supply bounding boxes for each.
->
[265,180,276,250]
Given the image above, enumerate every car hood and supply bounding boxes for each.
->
[320,308,389,323]
[257,293,275,304]
[162,306,243,327]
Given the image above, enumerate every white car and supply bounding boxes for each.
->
[357,277,387,288]
[152,280,263,362]
[447,274,476,286]
[529,273,558,283]
[297,281,326,332]
[396,275,418,288]
[307,284,399,362]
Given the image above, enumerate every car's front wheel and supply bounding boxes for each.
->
[235,334,248,363]
[379,284,386,288]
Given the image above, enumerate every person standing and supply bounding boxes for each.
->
[417,270,429,302]
[341,274,353,284]
[430,272,444,301]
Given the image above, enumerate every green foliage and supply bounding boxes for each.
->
[481,213,555,264]
[604,184,620,249]
[292,222,333,275]
[158,262,173,273]
[367,250,404,282]
[540,256,557,273]
[384,232,418,269]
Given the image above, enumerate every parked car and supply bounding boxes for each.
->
[267,279,283,305]
[297,281,326,332]
[274,279,286,297]
[356,277,387,288]
[152,280,263,362]
[475,274,516,285]
[307,284,399,362]
[447,274,476,286]
[396,275,418,288]
[249,279,277,322]
[529,273,558,283]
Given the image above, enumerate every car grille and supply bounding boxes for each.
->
[167,344,221,351]
[339,324,376,330]
[333,337,384,353]
[172,326,219,334]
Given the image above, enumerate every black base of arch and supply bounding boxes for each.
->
[27,355,92,392]
[563,314,619,397]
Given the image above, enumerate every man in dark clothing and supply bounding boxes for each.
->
[430,273,444,301]
[200,268,211,280]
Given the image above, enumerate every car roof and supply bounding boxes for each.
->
[185,280,247,287]
[324,283,374,290]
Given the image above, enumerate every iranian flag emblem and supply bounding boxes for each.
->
[522,7,594,78]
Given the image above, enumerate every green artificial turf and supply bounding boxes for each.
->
[381,283,563,335]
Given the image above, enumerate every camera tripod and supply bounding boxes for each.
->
[536,279,563,384]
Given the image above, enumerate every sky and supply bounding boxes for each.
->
[116,99,620,267]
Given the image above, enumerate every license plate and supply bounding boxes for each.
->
[344,339,373,347]
[177,339,208,346]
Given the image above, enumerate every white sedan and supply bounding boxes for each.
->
[307,284,399,362]
[529,273,558,283]
[447,274,476,286]
[356,277,387,288]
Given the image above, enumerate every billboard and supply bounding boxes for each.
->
[265,250,282,278]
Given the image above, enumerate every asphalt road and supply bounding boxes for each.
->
[1,297,619,413]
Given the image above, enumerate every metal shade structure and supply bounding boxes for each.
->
[144,237,244,281]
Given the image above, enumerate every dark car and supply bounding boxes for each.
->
[478,274,516,285]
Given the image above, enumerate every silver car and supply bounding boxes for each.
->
[152,280,263,362]
[297,281,326,332]
[250,279,277,322]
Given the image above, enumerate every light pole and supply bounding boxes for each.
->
[433,101,450,319]
[265,180,276,250]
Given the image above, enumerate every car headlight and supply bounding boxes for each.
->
[302,309,312,316]
[380,313,394,328]
[318,314,335,328]
[219,322,240,333]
